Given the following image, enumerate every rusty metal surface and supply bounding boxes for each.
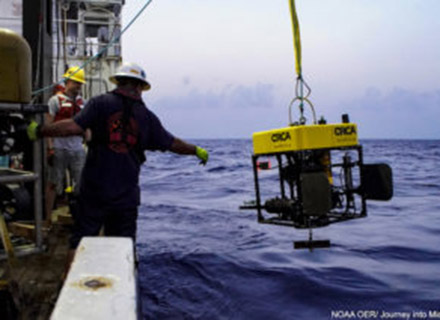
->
[76,276,114,290]
[51,237,137,320]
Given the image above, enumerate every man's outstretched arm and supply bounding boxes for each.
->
[28,119,84,139]
[169,138,209,165]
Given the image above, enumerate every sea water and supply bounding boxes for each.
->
[136,139,440,320]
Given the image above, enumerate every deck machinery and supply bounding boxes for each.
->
[241,117,393,249]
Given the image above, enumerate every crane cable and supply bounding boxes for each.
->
[31,0,153,98]
[288,0,317,125]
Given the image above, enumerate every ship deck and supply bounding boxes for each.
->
[0,207,72,319]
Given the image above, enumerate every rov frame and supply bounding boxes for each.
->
[247,145,366,228]
[241,124,393,249]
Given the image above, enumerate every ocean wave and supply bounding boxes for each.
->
[136,139,440,319]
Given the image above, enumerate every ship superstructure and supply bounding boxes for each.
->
[52,0,124,99]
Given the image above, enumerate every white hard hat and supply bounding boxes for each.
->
[109,62,151,91]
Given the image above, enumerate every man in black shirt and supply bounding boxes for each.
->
[28,63,209,253]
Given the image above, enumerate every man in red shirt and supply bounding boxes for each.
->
[45,66,87,224]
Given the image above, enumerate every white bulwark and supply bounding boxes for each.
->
[51,237,138,320]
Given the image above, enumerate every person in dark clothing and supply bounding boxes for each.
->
[28,63,209,255]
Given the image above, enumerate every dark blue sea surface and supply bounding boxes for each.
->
[136,139,440,320]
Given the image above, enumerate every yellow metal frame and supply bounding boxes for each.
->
[253,123,359,155]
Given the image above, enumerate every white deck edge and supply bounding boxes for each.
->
[51,237,138,320]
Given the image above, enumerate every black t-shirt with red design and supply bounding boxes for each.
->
[74,90,174,208]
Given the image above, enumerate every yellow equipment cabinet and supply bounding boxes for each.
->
[253,123,358,155]
[0,28,32,103]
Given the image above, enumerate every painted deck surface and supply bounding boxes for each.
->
[51,237,137,320]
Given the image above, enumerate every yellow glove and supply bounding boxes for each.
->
[195,146,209,165]
[27,121,40,141]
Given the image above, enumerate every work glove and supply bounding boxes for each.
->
[195,146,209,165]
[27,121,40,141]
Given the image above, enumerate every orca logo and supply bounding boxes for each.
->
[334,126,356,136]
[271,132,291,142]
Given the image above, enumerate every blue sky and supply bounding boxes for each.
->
[122,0,440,139]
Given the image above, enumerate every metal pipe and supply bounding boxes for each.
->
[33,114,44,249]
[287,155,296,199]
[53,18,120,26]
[0,103,22,112]
[343,153,355,212]
[358,146,367,216]
[0,245,42,260]
[252,155,263,221]
[77,7,85,58]
[0,171,37,184]
[276,154,286,198]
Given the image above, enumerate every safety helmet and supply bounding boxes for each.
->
[109,63,151,91]
[63,66,86,84]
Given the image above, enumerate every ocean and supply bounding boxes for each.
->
[136,139,440,320]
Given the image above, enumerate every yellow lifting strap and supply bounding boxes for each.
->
[288,0,302,77]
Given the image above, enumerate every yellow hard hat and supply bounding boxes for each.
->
[63,66,86,84]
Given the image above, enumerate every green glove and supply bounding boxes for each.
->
[27,121,40,141]
[195,146,209,165]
